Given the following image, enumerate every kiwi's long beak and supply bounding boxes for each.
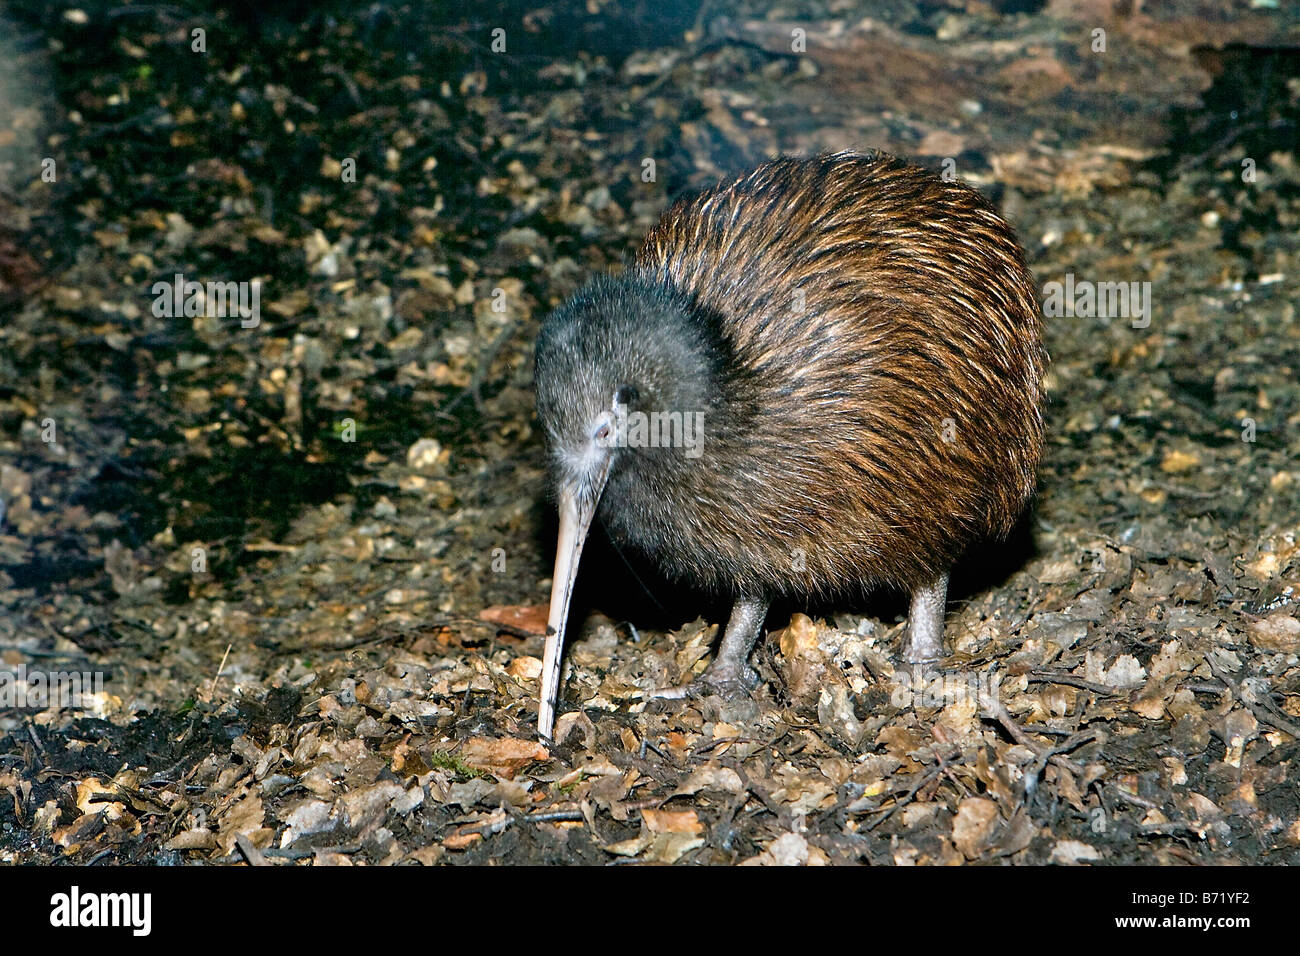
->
[538,458,612,739]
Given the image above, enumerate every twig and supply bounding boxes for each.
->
[714,791,750,852]
[724,760,791,829]
[983,697,1048,757]
[235,834,268,866]
[260,844,361,861]
[321,64,364,109]
[291,614,543,652]
[982,696,1084,796]
[687,733,760,760]
[1204,653,1300,739]
[1052,727,1103,758]
[1108,786,1160,812]
[1027,672,1122,696]
[1138,821,1209,837]
[438,321,518,418]
[25,720,46,755]
[1146,482,1221,500]
[206,643,233,702]
[455,804,600,844]
[524,809,586,824]
[863,765,944,832]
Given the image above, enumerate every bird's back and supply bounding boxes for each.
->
[630,151,1045,595]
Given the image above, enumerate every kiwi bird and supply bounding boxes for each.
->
[533,150,1045,738]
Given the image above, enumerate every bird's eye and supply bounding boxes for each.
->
[594,422,611,443]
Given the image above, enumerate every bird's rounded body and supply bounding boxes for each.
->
[533,150,1045,734]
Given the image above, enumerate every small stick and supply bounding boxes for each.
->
[724,760,791,829]
[1027,672,1122,696]
[26,720,46,755]
[1107,786,1161,812]
[206,643,233,702]
[525,809,587,824]
[1204,653,1300,739]
[981,695,1084,794]
[439,321,517,418]
[863,765,944,832]
[235,834,268,866]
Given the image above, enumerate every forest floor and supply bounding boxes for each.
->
[1,0,1298,865]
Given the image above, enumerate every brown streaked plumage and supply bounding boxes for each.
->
[533,150,1045,738]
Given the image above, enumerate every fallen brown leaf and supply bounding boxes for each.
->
[480,604,549,636]
[642,808,703,836]
[951,797,1000,860]
[1249,612,1300,653]
[459,737,549,779]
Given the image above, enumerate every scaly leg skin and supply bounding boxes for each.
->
[903,571,949,663]
[653,595,768,700]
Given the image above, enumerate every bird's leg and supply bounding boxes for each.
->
[703,595,768,694]
[653,595,768,700]
[903,571,949,662]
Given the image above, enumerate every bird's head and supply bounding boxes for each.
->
[533,273,722,736]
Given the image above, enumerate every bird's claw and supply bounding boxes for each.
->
[651,662,760,702]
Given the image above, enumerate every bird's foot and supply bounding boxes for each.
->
[901,637,943,665]
[892,656,939,685]
[650,661,760,702]
[651,596,766,703]
[895,635,943,686]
